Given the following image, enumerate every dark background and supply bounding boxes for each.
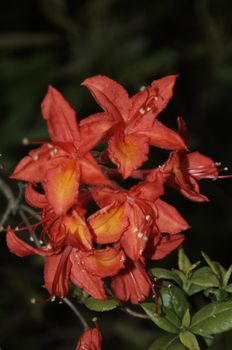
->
[0,0,232,349]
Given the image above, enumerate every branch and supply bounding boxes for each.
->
[62,297,89,330]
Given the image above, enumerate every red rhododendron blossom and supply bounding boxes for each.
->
[6,228,106,299]
[111,258,151,304]
[89,181,164,261]
[11,86,113,215]
[76,327,102,350]
[147,117,218,202]
[82,75,186,178]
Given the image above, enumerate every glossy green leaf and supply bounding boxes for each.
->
[84,297,120,312]
[182,309,191,328]
[178,248,192,274]
[190,301,232,336]
[160,284,190,320]
[201,252,221,280]
[186,283,205,296]
[223,265,232,287]
[151,268,182,286]
[141,303,179,334]
[148,334,186,350]
[190,267,220,287]
[179,331,200,350]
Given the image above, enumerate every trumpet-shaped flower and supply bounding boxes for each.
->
[82,75,186,178]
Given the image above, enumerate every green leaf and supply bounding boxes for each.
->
[148,334,186,350]
[84,297,120,312]
[190,267,220,288]
[172,269,187,287]
[201,252,221,280]
[182,309,191,328]
[160,285,190,320]
[190,301,232,336]
[223,265,232,287]
[178,248,192,274]
[151,268,182,286]
[186,283,206,296]
[141,303,179,334]
[225,283,232,293]
[179,331,200,350]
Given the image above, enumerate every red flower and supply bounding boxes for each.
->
[88,180,164,261]
[111,258,151,304]
[147,118,218,202]
[76,327,102,350]
[11,86,113,215]
[82,75,186,178]
[6,228,106,299]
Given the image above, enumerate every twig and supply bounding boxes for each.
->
[122,307,149,320]
[18,209,41,248]
[0,178,17,226]
[62,297,89,330]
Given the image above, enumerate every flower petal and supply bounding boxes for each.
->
[41,85,79,143]
[44,159,79,215]
[130,179,164,202]
[44,247,72,296]
[82,247,125,278]
[81,75,130,122]
[155,199,190,234]
[140,120,186,150]
[25,184,47,208]
[90,186,125,208]
[88,203,128,244]
[6,227,52,257]
[187,152,218,180]
[120,201,154,261]
[108,132,149,178]
[129,75,177,119]
[63,210,92,251]
[79,112,114,154]
[76,328,102,350]
[80,153,110,185]
[151,233,185,260]
[70,251,106,300]
[111,259,150,304]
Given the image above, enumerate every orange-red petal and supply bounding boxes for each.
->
[108,132,149,178]
[44,159,79,216]
[88,203,128,244]
[82,247,125,278]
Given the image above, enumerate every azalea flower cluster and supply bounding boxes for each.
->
[6,75,219,348]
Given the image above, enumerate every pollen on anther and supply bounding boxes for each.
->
[139,108,145,114]
[132,227,138,233]
[29,236,34,242]
[50,148,58,157]
[30,297,36,304]
[215,162,221,166]
[138,232,143,238]
[140,85,146,91]
[143,236,149,242]
[39,240,43,245]
[154,96,158,101]
[51,296,56,302]
[146,107,151,112]
[15,226,19,231]
[145,215,151,221]
[32,154,39,161]
[22,137,29,145]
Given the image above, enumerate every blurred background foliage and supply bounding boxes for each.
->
[0,0,232,349]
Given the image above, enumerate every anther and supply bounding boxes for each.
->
[223,167,228,171]
[146,107,151,112]
[138,232,143,238]
[22,137,29,145]
[145,215,151,221]
[140,86,146,91]
[32,154,39,161]
[30,298,36,304]
[50,148,57,157]
[51,296,56,302]
[47,143,53,149]
[215,162,221,166]
[132,227,138,233]
[15,226,19,231]
[29,236,34,242]
[39,240,43,245]
[139,108,145,114]
[154,96,158,101]
[143,236,149,242]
